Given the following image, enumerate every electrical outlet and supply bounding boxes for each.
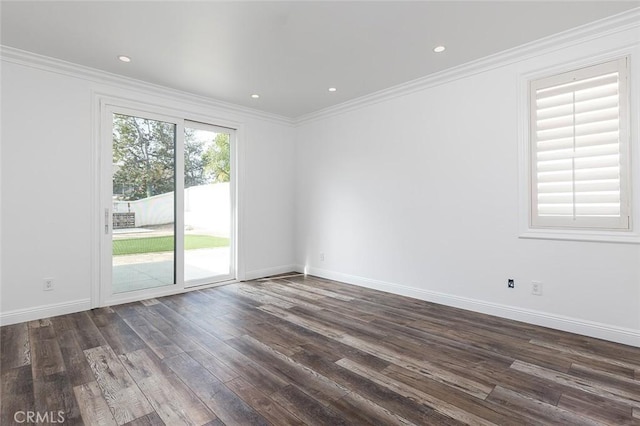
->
[319,252,325,262]
[532,281,543,296]
[43,278,54,291]
[508,279,515,288]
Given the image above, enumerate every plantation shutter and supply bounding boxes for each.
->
[530,58,630,230]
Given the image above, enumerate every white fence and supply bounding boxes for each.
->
[113,182,230,237]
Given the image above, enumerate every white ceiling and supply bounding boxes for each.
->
[1,1,637,118]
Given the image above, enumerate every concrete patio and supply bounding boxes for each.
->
[112,247,231,293]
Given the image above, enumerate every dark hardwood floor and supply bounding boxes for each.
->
[2,274,640,425]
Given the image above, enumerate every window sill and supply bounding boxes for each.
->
[519,228,640,244]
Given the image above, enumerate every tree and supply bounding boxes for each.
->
[203,133,230,183]
[112,114,175,200]
[184,127,206,188]
[112,115,230,201]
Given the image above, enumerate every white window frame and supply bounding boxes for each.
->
[91,93,246,307]
[518,54,640,244]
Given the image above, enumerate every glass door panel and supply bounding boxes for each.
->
[111,113,176,293]
[184,123,232,284]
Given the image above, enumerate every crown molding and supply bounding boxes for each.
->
[0,46,296,127]
[2,7,638,128]
[295,7,640,126]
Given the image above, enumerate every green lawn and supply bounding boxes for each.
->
[113,235,229,256]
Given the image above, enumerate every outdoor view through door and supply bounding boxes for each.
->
[110,112,233,295]
[183,122,232,283]
[111,114,176,293]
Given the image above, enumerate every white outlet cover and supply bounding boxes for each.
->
[532,281,543,296]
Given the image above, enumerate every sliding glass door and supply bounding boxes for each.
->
[102,106,235,302]
[111,113,176,293]
[183,121,234,286]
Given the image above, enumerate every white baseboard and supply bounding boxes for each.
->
[298,265,640,348]
[0,263,295,325]
[0,299,91,326]
[244,264,298,281]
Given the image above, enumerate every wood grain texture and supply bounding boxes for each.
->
[132,304,204,353]
[74,381,118,426]
[557,390,636,425]
[69,312,110,350]
[33,371,83,425]
[226,334,350,403]
[511,359,640,409]
[336,357,495,426]
[29,320,65,379]
[329,389,417,426]
[84,345,154,425]
[290,346,456,425]
[119,348,216,425]
[88,308,147,356]
[122,412,166,426]
[225,377,305,426]
[186,349,239,383]
[0,322,31,370]
[487,385,606,426]
[163,352,269,425]
[51,316,96,386]
[270,385,349,426]
[2,274,640,424]
[1,365,34,425]
[114,304,184,359]
[530,338,640,372]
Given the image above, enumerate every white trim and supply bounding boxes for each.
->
[183,123,237,288]
[0,59,3,319]
[176,119,186,288]
[0,46,294,127]
[235,125,247,282]
[519,228,640,244]
[244,265,298,281]
[299,265,640,348]
[1,9,637,128]
[529,57,630,230]
[228,126,239,283]
[96,279,237,307]
[93,94,244,307]
[0,299,91,326]
[90,90,101,308]
[517,48,640,244]
[296,8,640,125]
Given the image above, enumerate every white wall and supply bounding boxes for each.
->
[1,14,639,347]
[1,62,94,318]
[0,57,295,320]
[294,26,640,345]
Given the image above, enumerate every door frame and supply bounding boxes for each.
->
[183,119,237,288]
[91,94,245,308]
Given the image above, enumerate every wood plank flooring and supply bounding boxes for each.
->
[2,274,640,425]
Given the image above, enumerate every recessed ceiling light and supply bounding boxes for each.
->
[433,46,446,53]
[328,87,337,92]
[251,94,260,99]
[118,55,131,63]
